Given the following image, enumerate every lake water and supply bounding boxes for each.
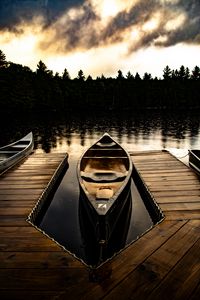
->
[1,110,200,267]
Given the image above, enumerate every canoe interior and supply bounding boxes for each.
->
[190,150,200,159]
[80,141,131,202]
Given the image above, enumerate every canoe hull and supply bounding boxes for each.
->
[79,188,132,267]
[79,177,132,243]
[189,150,200,175]
[0,132,34,173]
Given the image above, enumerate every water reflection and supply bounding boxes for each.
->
[1,111,199,152]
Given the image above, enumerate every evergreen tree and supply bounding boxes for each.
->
[77,69,85,81]
[116,70,124,80]
[163,65,171,80]
[191,66,200,80]
[0,50,7,68]
[62,68,71,80]
[126,71,134,80]
[36,60,53,77]
[143,72,152,80]
[178,65,186,80]
[135,72,141,80]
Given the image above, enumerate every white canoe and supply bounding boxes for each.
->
[0,132,34,173]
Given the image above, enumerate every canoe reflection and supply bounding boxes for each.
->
[79,190,132,268]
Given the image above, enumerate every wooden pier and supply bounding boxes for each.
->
[0,151,200,300]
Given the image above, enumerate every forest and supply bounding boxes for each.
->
[0,49,200,115]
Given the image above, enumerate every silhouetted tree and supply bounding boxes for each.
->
[36,60,53,77]
[185,67,190,80]
[143,72,152,80]
[77,69,85,81]
[163,65,171,80]
[135,72,141,81]
[191,66,200,80]
[178,65,186,80]
[126,71,134,80]
[62,68,71,80]
[0,50,7,68]
[117,70,124,80]
[86,75,93,81]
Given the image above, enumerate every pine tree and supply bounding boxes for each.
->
[0,50,7,68]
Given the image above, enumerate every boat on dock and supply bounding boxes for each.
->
[77,133,133,242]
[0,132,34,173]
[189,150,200,175]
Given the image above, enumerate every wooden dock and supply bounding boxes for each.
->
[0,150,200,300]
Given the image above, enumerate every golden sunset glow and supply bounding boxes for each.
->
[0,0,200,78]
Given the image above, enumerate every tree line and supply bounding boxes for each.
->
[0,49,200,115]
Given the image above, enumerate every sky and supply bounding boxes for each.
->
[0,0,200,78]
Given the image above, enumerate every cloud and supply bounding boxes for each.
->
[0,0,84,30]
[0,0,200,55]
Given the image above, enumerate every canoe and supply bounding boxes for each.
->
[77,133,132,242]
[189,150,200,175]
[0,132,34,173]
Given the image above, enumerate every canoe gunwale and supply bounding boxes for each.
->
[189,150,200,175]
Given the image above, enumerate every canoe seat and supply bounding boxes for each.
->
[81,171,127,183]
[96,187,113,199]
[12,144,29,148]
[96,141,116,148]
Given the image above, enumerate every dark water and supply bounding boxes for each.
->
[1,111,200,267]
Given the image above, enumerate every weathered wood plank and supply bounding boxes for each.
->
[160,202,200,211]
[0,184,47,189]
[0,194,42,200]
[0,268,88,290]
[0,236,62,252]
[150,185,200,191]
[164,211,200,220]
[0,189,43,195]
[156,195,200,203]
[0,200,36,207]
[0,216,29,227]
[0,207,38,216]
[153,190,200,197]
[0,251,84,269]
[0,226,43,237]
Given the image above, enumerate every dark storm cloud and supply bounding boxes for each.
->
[49,1,99,50]
[0,0,84,30]
[159,0,200,46]
[101,0,160,45]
